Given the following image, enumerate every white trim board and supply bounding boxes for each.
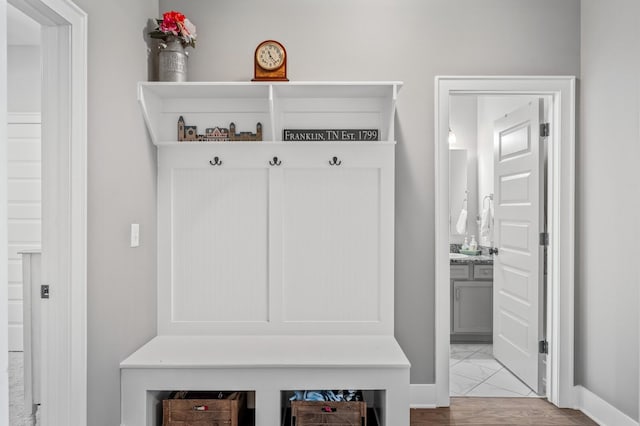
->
[410,384,436,409]
[434,76,576,409]
[4,1,88,425]
[8,112,41,123]
[0,3,8,424]
[575,386,639,426]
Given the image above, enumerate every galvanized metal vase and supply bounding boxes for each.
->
[159,37,188,82]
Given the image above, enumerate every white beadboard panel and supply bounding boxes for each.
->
[8,261,22,283]
[7,122,41,138]
[8,243,40,260]
[171,168,270,322]
[7,139,40,160]
[8,326,23,351]
[8,283,22,300]
[8,220,41,243]
[8,179,41,202]
[7,119,41,351]
[282,168,381,322]
[8,300,23,323]
[7,162,41,179]
[8,202,41,219]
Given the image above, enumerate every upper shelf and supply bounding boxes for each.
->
[138,81,402,145]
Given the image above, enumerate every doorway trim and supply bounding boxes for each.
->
[2,0,87,425]
[434,76,575,408]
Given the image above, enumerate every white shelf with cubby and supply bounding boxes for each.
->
[138,81,400,144]
[121,82,409,426]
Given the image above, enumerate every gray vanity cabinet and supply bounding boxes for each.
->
[451,263,493,342]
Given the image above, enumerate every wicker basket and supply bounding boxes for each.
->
[162,391,247,426]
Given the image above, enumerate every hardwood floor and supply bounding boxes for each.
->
[410,398,598,425]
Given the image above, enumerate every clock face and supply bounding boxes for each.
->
[256,42,285,71]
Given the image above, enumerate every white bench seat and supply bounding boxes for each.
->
[120,335,410,426]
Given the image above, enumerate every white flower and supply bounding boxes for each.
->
[183,18,197,41]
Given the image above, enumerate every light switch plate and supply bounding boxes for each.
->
[130,223,140,247]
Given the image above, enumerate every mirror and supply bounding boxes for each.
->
[449,148,467,242]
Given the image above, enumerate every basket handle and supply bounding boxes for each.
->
[321,406,337,413]
[192,405,208,411]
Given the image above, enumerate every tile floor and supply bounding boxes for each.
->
[9,351,38,426]
[450,343,539,397]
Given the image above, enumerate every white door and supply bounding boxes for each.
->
[493,100,545,394]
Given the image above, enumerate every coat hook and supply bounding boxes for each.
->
[329,156,342,166]
[269,156,282,166]
[209,156,222,166]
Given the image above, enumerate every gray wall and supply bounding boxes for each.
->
[72,0,158,424]
[7,46,40,112]
[75,0,640,424]
[578,0,640,420]
[157,0,579,386]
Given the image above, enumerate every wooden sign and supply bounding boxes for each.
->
[283,129,379,142]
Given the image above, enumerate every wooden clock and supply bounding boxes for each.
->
[252,40,288,81]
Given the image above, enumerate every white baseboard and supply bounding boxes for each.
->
[410,384,436,408]
[574,386,638,426]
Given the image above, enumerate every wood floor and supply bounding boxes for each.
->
[410,398,598,425]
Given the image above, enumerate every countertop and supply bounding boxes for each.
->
[449,252,494,265]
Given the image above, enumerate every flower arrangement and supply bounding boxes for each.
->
[149,10,196,48]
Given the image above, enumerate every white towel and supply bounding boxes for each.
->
[455,208,467,234]
[480,206,492,240]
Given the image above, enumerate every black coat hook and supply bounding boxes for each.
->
[329,156,342,166]
[269,156,282,166]
[209,156,222,166]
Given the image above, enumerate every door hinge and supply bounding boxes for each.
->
[40,284,49,299]
[539,232,549,246]
[540,122,550,137]
[539,340,548,354]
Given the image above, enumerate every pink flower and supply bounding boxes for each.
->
[160,11,185,35]
[150,10,197,48]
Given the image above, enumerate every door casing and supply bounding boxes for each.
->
[0,0,87,425]
[434,76,576,408]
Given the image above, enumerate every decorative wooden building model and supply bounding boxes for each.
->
[178,116,262,142]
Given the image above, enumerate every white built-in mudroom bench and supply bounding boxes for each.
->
[120,82,410,426]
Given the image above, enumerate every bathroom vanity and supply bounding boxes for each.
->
[450,253,493,343]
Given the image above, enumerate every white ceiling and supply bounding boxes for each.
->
[7,4,41,46]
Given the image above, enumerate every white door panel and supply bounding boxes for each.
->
[282,168,381,323]
[493,100,544,394]
[170,168,270,323]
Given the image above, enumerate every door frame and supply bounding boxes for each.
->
[434,76,576,408]
[1,0,87,425]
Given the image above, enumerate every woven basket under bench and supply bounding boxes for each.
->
[162,391,247,426]
[291,400,366,426]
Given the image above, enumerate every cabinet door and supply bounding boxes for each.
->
[281,166,383,324]
[167,167,270,324]
[452,281,493,334]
